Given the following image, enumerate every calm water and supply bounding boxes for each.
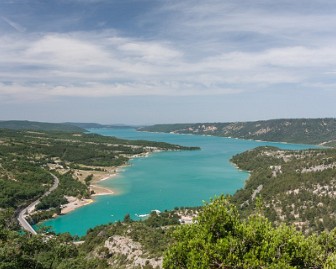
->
[42,129,315,236]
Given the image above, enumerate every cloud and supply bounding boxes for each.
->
[153,0,336,51]
[1,30,336,101]
[1,0,336,102]
[25,34,110,67]
[118,41,182,62]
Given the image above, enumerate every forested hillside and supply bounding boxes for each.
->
[163,196,336,269]
[138,118,336,146]
[231,146,336,233]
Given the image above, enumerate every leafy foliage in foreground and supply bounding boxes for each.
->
[164,196,336,269]
[0,229,107,269]
[3,195,336,268]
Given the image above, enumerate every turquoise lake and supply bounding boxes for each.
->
[42,128,315,236]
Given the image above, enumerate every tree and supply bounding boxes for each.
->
[123,213,132,223]
[84,174,93,186]
[163,195,332,269]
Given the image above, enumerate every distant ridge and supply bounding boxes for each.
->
[138,118,336,147]
[0,120,85,132]
[64,122,107,129]
[65,122,140,129]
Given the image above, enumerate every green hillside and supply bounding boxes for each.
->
[139,118,336,146]
[231,146,336,233]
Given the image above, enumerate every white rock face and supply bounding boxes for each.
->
[104,235,163,268]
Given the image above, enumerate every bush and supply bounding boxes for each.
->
[163,195,336,269]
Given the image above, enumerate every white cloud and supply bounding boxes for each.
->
[154,0,336,52]
[1,31,336,100]
[25,35,110,65]
[118,41,182,62]
[1,0,336,102]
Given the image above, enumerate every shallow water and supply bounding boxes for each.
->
[41,128,315,236]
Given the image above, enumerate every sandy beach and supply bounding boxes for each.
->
[90,184,114,196]
[73,166,119,195]
[61,196,94,214]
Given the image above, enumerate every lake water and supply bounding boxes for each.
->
[42,128,315,236]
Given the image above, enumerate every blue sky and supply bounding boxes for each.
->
[0,0,335,124]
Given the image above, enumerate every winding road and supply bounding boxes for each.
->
[17,173,59,234]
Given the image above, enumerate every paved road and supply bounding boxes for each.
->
[17,173,59,235]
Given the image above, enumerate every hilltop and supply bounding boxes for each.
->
[64,122,137,129]
[138,118,336,146]
[0,120,85,132]
[0,120,140,132]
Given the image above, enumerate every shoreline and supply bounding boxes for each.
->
[58,153,156,216]
[57,162,141,216]
[60,197,94,215]
[46,138,194,220]
[60,172,119,215]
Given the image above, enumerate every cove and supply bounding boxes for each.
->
[42,128,316,236]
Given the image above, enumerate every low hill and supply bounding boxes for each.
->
[138,118,336,146]
[65,122,137,129]
[0,120,85,132]
[64,122,107,129]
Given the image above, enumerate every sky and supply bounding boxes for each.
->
[0,0,335,124]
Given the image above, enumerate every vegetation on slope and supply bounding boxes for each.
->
[4,196,336,269]
[0,209,180,269]
[231,146,336,233]
[138,118,336,146]
[0,218,108,269]
[4,188,336,268]
[164,195,336,269]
